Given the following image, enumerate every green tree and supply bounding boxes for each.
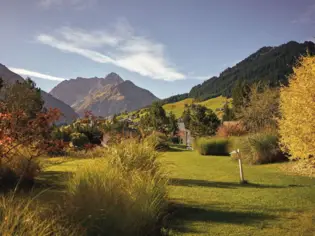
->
[167,112,178,135]
[2,78,44,118]
[182,106,191,129]
[189,104,220,137]
[149,102,168,133]
[232,80,250,114]
[237,83,279,133]
[222,103,235,121]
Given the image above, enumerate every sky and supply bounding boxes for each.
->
[0,0,314,98]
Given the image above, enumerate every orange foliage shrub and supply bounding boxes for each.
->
[216,121,246,137]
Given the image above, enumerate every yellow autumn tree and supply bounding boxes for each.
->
[279,55,315,158]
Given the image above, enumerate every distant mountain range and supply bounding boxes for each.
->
[0,64,78,123]
[2,40,314,121]
[50,73,159,117]
[163,41,315,104]
[188,41,315,100]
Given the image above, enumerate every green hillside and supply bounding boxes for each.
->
[118,96,232,121]
[163,96,232,118]
[188,41,315,100]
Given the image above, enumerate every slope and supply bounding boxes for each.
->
[0,64,78,123]
[50,73,159,117]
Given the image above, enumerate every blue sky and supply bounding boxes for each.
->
[1,0,314,98]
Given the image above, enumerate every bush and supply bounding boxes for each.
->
[236,133,287,164]
[194,137,230,156]
[107,139,162,175]
[0,153,41,190]
[70,132,89,149]
[216,121,247,137]
[66,141,168,235]
[145,133,169,152]
[0,195,80,235]
[169,136,180,144]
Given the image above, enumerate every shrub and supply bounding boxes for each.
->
[194,137,230,156]
[107,139,162,175]
[169,136,180,144]
[236,83,280,133]
[145,133,169,152]
[66,141,168,236]
[279,55,315,159]
[236,133,287,164]
[216,121,247,137]
[70,132,89,149]
[0,195,80,235]
[0,152,41,190]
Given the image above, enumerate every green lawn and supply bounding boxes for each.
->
[37,150,315,236]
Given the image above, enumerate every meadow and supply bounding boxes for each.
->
[36,146,315,236]
[163,96,232,118]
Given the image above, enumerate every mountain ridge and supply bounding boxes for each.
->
[0,64,78,123]
[50,73,159,117]
[188,40,315,100]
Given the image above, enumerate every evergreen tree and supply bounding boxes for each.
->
[232,80,250,115]
[189,104,220,137]
[182,106,191,129]
[2,78,44,119]
[168,112,178,136]
[222,103,235,122]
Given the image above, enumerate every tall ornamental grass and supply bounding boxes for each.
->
[194,137,230,156]
[66,140,168,236]
[236,133,287,164]
[0,195,80,236]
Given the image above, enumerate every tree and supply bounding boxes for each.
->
[237,83,279,133]
[167,112,178,136]
[222,103,235,121]
[279,55,315,159]
[149,102,168,132]
[232,80,250,114]
[189,104,220,137]
[2,78,44,119]
[182,106,191,129]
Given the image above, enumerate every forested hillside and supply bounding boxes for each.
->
[188,41,315,100]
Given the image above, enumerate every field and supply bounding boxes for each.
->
[118,96,232,121]
[163,96,232,118]
[38,147,315,236]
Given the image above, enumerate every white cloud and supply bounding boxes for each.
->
[36,22,186,81]
[37,35,113,63]
[9,67,65,81]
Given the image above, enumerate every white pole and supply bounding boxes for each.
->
[238,158,244,183]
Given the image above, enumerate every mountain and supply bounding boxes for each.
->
[188,41,315,100]
[50,73,159,117]
[0,64,78,123]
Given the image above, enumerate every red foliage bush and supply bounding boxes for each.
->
[216,121,246,137]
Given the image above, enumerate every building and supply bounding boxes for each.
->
[177,122,193,147]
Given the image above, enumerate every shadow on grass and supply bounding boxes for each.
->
[167,203,275,233]
[167,147,187,152]
[169,178,304,189]
[34,171,73,190]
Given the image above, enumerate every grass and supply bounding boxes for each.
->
[163,96,232,118]
[36,148,315,235]
[117,96,232,121]
[194,137,230,156]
